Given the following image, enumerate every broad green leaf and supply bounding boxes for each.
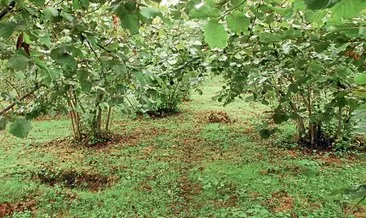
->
[77,70,89,81]
[303,0,341,10]
[0,22,17,38]
[134,71,148,84]
[73,0,81,9]
[259,32,282,43]
[343,184,366,200]
[77,70,92,92]
[140,7,161,19]
[33,57,48,70]
[80,0,89,10]
[331,0,366,19]
[8,54,29,70]
[355,74,366,85]
[122,13,140,34]
[309,62,324,73]
[315,42,330,53]
[231,0,246,9]
[203,20,228,49]
[61,11,74,22]
[189,4,220,19]
[30,0,45,6]
[23,32,31,44]
[49,69,62,81]
[9,118,32,138]
[226,11,250,34]
[115,5,140,34]
[39,33,51,46]
[304,10,328,23]
[0,116,7,130]
[282,29,303,40]
[80,80,92,92]
[43,7,58,20]
[273,111,289,124]
[259,128,276,139]
[112,64,127,75]
[51,47,76,70]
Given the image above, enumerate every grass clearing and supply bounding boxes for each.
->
[1,79,366,217]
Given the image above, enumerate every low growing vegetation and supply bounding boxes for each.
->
[0,0,365,217]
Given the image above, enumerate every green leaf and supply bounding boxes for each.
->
[112,64,127,75]
[30,0,45,6]
[80,80,92,92]
[50,47,76,70]
[259,32,282,43]
[9,118,32,138]
[343,184,366,200]
[203,20,228,49]
[303,0,341,10]
[77,70,92,92]
[226,11,250,34]
[115,5,140,34]
[355,74,366,85]
[80,0,89,10]
[8,54,29,70]
[140,7,161,19]
[315,42,330,52]
[134,71,148,84]
[43,7,58,20]
[309,62,324,73]
[331,0,366,19]
[259,129,273,139]
[49,69,62,81]
[273,111,289,124]
[304,10,328,23]
[73,0,81,9]
[189,4,220,19]
[0,116,7,130]
[23,32,31,44]
[0,22,17,38]
[39,33,51,46]
[61,11,74,22]
[231,0,246,9]
[122,13,140,34]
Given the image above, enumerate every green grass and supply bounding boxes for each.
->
[1,79,366,217]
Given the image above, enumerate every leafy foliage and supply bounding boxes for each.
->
[9,118,31,138]
[0,0,365,151]
[130,19,205,116]
[185,0,366,149]
[203,20,228,49]
[0,0,162,142]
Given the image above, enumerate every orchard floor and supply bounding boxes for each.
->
[1,79,366,218]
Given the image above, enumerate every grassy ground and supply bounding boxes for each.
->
[1,79,366,218]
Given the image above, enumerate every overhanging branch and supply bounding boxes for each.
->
[0,1,16,21]
[0,86,39,116]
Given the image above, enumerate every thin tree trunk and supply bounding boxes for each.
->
[67,91,81,142]
[287,97,306,137]
[105,106,112,132]
[92,94,104,139]
[97,106,102,134]
[67,99,79,141]
[307,87,315,145]
[337,106,342,138]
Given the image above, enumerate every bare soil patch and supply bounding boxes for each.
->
[266,191,294,213]
[35,168,116,191]
[206,111,233,124]
[0,200,37,218]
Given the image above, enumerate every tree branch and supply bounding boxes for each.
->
[0,86,39,116]
[0,1,16,21]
